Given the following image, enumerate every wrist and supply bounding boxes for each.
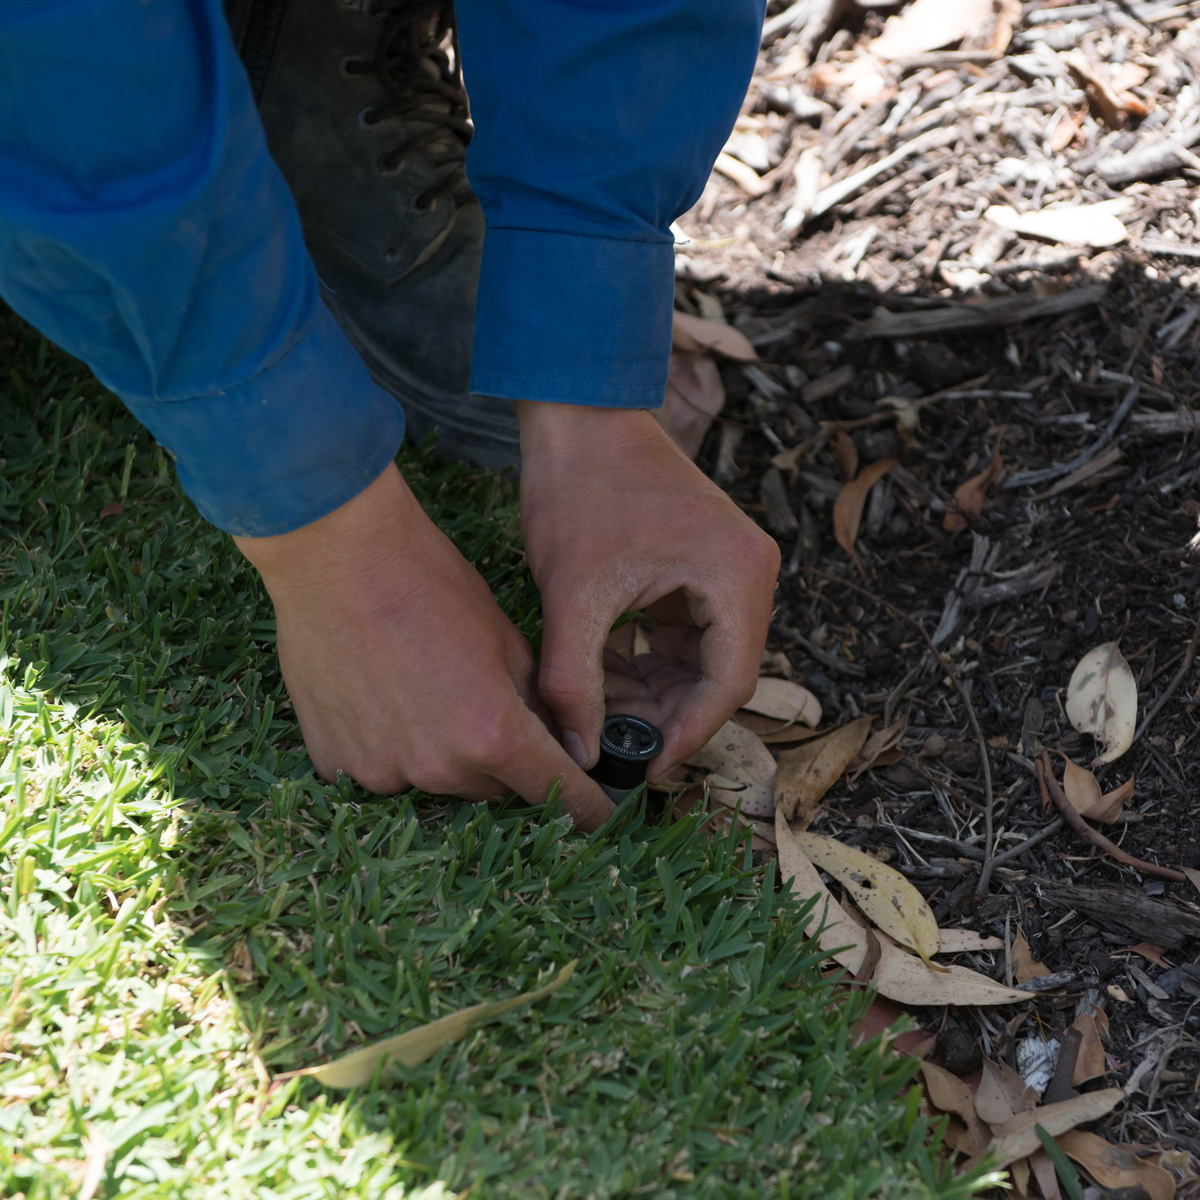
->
[234,462,414,591]
[514,400,661,458]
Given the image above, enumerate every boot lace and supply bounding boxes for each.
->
[345,0,473,209]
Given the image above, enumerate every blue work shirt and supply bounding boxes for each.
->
[0,0,762,535]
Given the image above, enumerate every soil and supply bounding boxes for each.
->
[676,1,1200,1188]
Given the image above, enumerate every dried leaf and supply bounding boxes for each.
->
[869,0,994,59]
[282,963,576,1089]
[921,1062,990,1154]
[742,677,822,727]
[1065,642,1138,765]
[1029,1145,1066,1200]
[976,1058,1039,1130]
[794,831,941,962]
[776,811,1033,1006]
[1012,929,1051,984]
[854,927,882,985]
[774,716,873,827]
[847,711,908,783]
[832,429,859,482]
[671,311,758,361]
[1185,867,1200,899]
[969,1090,1125,1172]
[944,428,1005,532]
[1070,1012,1108,1087]
[734,711,827,744]
[704,777,775,818]
[1129,942,1170,968]
[986,201,1128,248]
[833,458,897,572]
[1089,775,1134,824]
[78,1127,112,1200]
[657,350,725,459]
[1061,758,1103,819]
[1058,1131,1176,1200]
[939,929,1005,953]
[689,720,778,820]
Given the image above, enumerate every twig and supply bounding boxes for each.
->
[987,817,1065,872]
[1037,753,1187,882]
[1133,607,1200,746]
[1004,382,1139,489]
[807,569,997,895]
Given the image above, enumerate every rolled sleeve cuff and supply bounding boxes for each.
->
[122,300,405,537]
[470,228,673,408]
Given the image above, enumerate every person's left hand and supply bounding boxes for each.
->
[515,401,780,780]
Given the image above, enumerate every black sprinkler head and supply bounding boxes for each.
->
[588,713,664,803]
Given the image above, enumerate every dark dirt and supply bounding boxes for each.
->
[675,5,1200,1181]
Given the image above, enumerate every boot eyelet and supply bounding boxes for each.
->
[358,106,381,128]
[340,56,366,76]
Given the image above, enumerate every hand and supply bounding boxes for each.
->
[516,402,780,779]
[234,464,615,830]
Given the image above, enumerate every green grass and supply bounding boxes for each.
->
[0,309,997,1198]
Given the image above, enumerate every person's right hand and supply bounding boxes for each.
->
[233,463,615,831]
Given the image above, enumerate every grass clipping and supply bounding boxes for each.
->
[279,963,576,1089]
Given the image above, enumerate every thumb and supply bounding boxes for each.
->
[538,597,609,768]
[497,708,616,833]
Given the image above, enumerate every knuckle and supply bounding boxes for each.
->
[538,663,585,709]
[466,706,524,770]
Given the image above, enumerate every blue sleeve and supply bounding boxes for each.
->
[456,0,764,408]
[0,0,404,537]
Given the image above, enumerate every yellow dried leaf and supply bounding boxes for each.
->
[1065,642,1137,765]
[776,811,1033,1006]
[774,716,873,827]
[687,719,777,789]
[281,963,576,1089]
[794,831,941,962]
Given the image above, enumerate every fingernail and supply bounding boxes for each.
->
[563,730,587,765]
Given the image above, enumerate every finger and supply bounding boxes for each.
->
[494,708,616,832]
[652,612,767,779]
[537,595,614,768]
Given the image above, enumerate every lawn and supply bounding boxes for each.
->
[0,308,995,1199]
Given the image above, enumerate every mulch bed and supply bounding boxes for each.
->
[678,0,1200,1187]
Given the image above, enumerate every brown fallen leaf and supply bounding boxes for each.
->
[741,676,822,728]
[853,927,882,985]
[846,710,908,784]
[1060,757,1103,818]
[944,427,1005,532]
[967,1089,1125,1171]
[1065,642,1137,765]
[657,350,725,459]
[1058,1131,1176,1200]
[1089,775,1134,824]
[733,712,827,744]
[833,458,896,573]
[986,0,1022,54]
[1070,1011,1108,1087]
[671,310,758,361]
[1128,942,1171,969]
[774,716,873,827]
[777,812,1033,1007]
[1030,1149,1063,1200]
[921,1061,990,1155]
[975,1057,1039,1130]
[1186,867,1200,900]
[688,719,778,816]
[1012,929,1050,984]
[832,429,858,482]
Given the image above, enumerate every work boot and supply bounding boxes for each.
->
[224,0,521,472]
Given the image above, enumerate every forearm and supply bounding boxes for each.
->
[456,0,765,409]
[0,0,402,536]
